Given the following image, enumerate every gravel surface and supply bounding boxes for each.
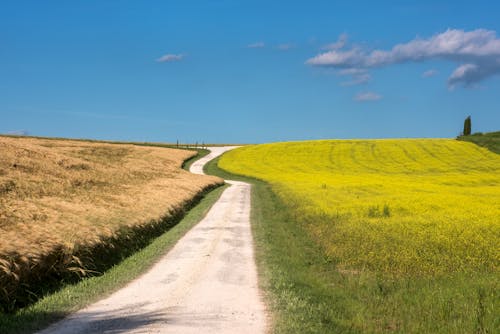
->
[38,146,267,334]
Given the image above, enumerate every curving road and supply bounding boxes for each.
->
[38,146,267,334]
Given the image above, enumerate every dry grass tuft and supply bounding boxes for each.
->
[0,136,222,310]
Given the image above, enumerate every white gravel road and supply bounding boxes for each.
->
[38,146,267,334]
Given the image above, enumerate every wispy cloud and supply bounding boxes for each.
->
[156,54,184,63]
[277,43,295,51]
[5,130,29,136]
[422,69,438,78]
[306,29,500,88]
[247,42,265,48]
[321,33,348,51]
[354,92,382,102]
[339,68,371,86]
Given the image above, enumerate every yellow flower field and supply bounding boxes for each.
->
[220,139,500,276]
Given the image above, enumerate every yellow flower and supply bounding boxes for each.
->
[220,139,500,277]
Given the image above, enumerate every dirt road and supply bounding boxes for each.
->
[38,146,267,334]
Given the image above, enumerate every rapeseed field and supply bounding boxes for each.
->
[219,139,500,277]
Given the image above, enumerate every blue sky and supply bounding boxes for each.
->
[1,1,500,143]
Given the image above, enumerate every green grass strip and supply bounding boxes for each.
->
[182,148,210,171]
[457,130,500,154]
[0,183,228,334]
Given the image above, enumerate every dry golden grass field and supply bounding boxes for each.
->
[0,136,222,310]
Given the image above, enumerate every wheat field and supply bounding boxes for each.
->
[219,139,500,277]
[0,136,222,309]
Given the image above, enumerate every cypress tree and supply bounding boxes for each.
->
[463,116,472,136]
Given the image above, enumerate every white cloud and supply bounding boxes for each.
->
[247,42,265,48]
[339,68,371,86]
[354,92,382,102]
[308,47,364,67]
[422,69,438,78]
[321,33,348,51]
[156,54,184,63]
[277,43,295,51]
[447,61,499,88]
[306,29,500,87]
[341,75,371,86]
[5,130,29,136]
[339,68,366,75]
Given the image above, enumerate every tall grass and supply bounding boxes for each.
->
[0,184,228,334]
[0,136,222,311]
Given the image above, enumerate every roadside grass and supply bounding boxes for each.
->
[205,155,499,333]
[0,182,228,334]
[182,148,210,171]
[457,131,500,154]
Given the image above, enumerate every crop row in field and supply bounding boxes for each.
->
[0,136,222,311]
[219,139,500,277]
